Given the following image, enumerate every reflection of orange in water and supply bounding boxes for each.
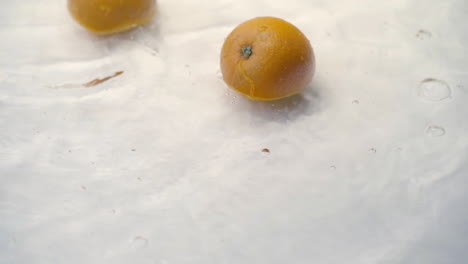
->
[220,17,315,101]
[68,0,156,35]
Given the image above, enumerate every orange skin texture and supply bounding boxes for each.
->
[221,17,315,101]
[68,0,156,35]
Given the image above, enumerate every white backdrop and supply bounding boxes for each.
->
[1,0,467,263]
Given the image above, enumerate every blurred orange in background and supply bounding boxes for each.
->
[68,0,156,35]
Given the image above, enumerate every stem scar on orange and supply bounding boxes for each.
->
[68,0,156,35]
[220,17,315,101]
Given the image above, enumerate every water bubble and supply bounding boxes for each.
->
[352,99,360,104]
[216,69,223,80]
[330,165,336,170]
[368,148,377,154]
[426,125,445,137]
[417,78,451,102]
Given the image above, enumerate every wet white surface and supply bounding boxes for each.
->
[1,0,467,263]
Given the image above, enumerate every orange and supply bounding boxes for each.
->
[68,0,156,35]
[220,17,315,101]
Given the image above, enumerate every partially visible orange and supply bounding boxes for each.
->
[68,0,156,35]
[220,17,315,101]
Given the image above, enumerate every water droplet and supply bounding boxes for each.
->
[426,125,445,137]
[140,44,159,56]
[456,84,466,93]
[131,236,148,249]
[416,29,432,39]
[330,165,336,170]
[352,99,360,104]
[368,148,377,154]
[417,78,451,102]
[259,25,268,32]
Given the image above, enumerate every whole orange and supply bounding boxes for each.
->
[68,0,156,35]
[220,17,315,101]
